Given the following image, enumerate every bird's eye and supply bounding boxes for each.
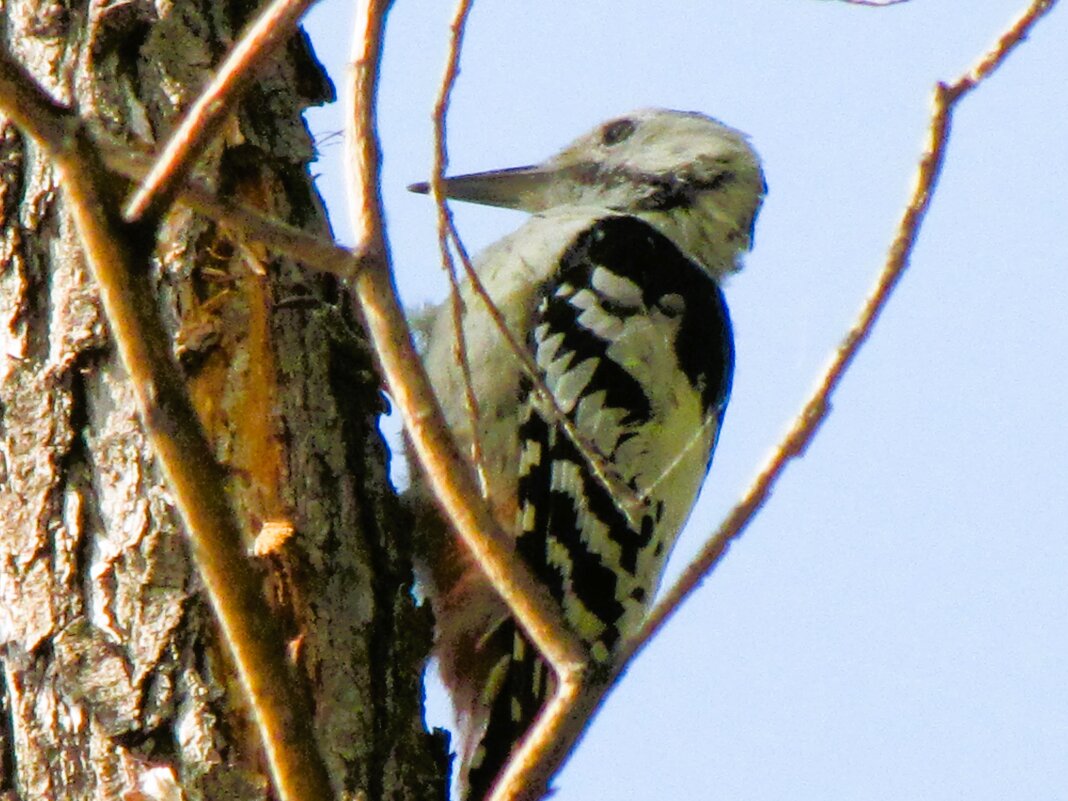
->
[600,118,636,146]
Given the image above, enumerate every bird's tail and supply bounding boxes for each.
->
[409,489,550,799]
[459,620,553,800]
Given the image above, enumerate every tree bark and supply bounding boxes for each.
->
[0,1,446,799]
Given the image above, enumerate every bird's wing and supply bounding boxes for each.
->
[461,215,734,800]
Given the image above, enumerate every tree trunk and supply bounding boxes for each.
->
[0,1,446,799]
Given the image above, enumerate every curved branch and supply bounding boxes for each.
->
[342,0,586,685]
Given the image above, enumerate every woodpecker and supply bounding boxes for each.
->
[408,109,765,800]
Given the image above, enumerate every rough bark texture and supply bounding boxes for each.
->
[0,1,447,799]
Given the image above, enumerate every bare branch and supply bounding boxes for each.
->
[420,3,653,533]
[946,0,1058,97]
[342,0,586,690]
[102,144,355,276]
[429,0,488,494]
[123,0,318,222]
[0,46,334,801]
[425,0,649,526]
[422,8,596,799]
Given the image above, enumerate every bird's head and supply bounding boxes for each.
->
[410,108,766,275]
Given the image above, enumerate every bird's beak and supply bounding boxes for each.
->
[407,164,566,213]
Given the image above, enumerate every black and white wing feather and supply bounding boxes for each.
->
[463,215,734,799]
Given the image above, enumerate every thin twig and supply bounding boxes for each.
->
[443,251,489,493]
[479,0,1061,795]
[102,145,354,275]
[425,4,648,527]
[429,0,488,495]
[124,0,318,222]
[342,0,585,685]
[421,6,597,801]
[0,47,334,801]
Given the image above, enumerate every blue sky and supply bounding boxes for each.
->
[303,2,1067,798]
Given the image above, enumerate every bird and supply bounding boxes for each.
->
[407,108,766,800]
